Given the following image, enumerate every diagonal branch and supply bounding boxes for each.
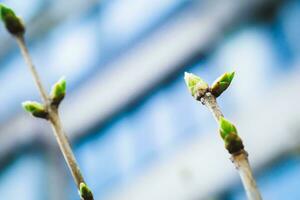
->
[15,35,93,199]
[0,3,95,199]
[202,92,262,200]
[184,72,262,200]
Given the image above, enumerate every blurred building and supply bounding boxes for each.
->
[0,0,300,199]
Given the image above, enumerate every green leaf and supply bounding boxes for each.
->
[50,77,66,106]
[0,4,25,35]
[22,101,48,119]
[184,72,209,98]
[219,117,237,140]
[79,183,94,200]
[211,71,235,97]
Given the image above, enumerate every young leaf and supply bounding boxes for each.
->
[0,4,25,35]
[79,183,94,200]
[22,101,48,119]
[50,77,66,106]
[211,71,235,97]
[184,72,209,99]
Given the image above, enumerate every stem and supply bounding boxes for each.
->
[48,107,85,187]
[15,35,90,193]
[15,35,49,104]
[200,92,223,122]
[231,151,262,200]
[201,92,262,200]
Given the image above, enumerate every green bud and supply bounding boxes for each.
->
[79,183,94,200]
[211,72,235,97]
[0,4,25,35]
[50,77,66,106]
[22,101,48,119]
[184,72,209,99]
[219,117,243,154]
[219,117,237,140]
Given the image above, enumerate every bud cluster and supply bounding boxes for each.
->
[22,77,66,119]
[184,71,234,100]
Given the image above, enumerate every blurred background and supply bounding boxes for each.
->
[0,0,300,199]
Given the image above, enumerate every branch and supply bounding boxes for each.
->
[16,36,49,104]
[203,92,261,200]
[231,150,262,200]
[0,4,94,200]
[184,72,262,200]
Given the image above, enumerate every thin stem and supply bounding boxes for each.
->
[48,108,85,187]
[15,35,89,192]
[231,151,262,200]
[201,92,262,200]
[201,92,223,122]
[15,35,49,104]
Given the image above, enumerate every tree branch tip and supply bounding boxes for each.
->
[184,71,235,100]
[0,4,25,36]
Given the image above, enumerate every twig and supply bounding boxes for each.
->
[15,35,85,187]
[200,92,223,122]
[15,35,93,200]
[0,4,94,199]
[16,36,49,104]
[184,72,262,200]
[202,92,262,200]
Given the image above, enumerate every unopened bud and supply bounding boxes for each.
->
[211,72,235,97]
[219,117,243,154]
[22,101,48,119]
[219,117,237,139]
[50,77,66,106]
[184,72,209,99]
[0,4,25,35]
